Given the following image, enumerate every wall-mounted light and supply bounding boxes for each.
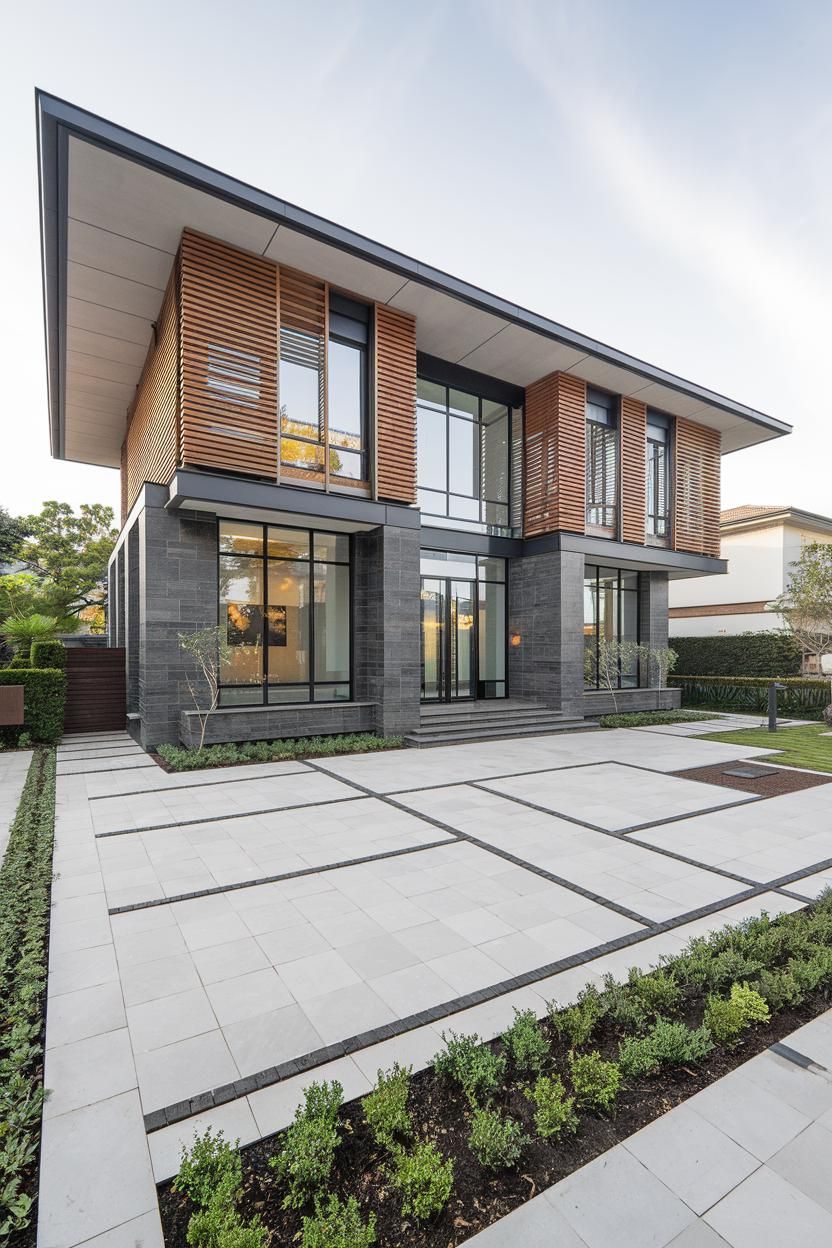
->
[510,633,522,648]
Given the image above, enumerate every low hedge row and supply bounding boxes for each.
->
[30,640,66,670]
[671,674,829,719]
[0,669,66,744]
[0,747,56,1243]
[670,632,802,677]
[158,734,404,772]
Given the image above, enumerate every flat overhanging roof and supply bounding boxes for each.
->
[36,90,792,471]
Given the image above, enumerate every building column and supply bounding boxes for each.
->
[507,548,585,716]
[353,524,421,737]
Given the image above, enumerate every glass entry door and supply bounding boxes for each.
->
[420,577,477,701]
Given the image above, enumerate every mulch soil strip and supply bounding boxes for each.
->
[673,759,832,796]
[158,987,832,1247]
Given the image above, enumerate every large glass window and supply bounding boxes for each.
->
[586,390,618,532]
[646,412,670,541]
[417,378,513,533]
[219,520,351,705]
[419,552,507,700]
[280,294,368,487]
[583,564,639,690]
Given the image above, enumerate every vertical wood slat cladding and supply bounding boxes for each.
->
[620,396,647,543]
[179,230,278,477]
[122,264,179,517]
[374,305,417,503]
[674,418,721,556]
[523,371,586,536]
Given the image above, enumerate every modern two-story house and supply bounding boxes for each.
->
[36,93,791,748]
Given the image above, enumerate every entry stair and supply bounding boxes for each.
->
[404,699,598,747]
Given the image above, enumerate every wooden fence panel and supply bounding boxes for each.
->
[64,648,127,733]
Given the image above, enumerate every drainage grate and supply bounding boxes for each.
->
[722,767,775,779]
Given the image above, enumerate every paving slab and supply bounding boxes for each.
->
[0,748,32,860]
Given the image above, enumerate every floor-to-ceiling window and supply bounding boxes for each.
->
[583,564,640,689]
[416,379,514,534]
[419,551,506,700]
[218,519,351,705]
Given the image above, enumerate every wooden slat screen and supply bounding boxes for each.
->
[674,418,721,556]
[523,371,586,536]
[179,230,278,478]
[620,396,647,543]
[121,264,179,518]
[374,304,417,503]
[64,648,126,733]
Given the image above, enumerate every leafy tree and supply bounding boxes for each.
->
[179,626,231,752]
[0,506,28,564]
[15,501,118,619]
[773,543,832,670]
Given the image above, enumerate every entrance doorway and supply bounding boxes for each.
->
[420,577,476,701]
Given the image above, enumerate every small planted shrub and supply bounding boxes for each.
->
[630,968,682,1017]
[269,1080,343,1210]
[618,1019,713,1078]
[790,947,832,996]
[434,1031,506,1106]
[569,1051,621,1111]
[501,1008,549,1075]
[391,1141,454,1221]
[524,1075,579,1140]
[363,1063,412,1152]
[756,966,805,1011]
[301,1194,376,1248]
[469,1107,529,1171]
[173,1129,265,1247]
[704,983,771,1047]
[549,988,600,1049]
[30,639,66,669]
[187,1200,265,1247]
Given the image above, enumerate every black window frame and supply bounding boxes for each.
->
[646,409,672,542]
[585,387,620,534]
[217,518,353,707]
[583,563,641,691]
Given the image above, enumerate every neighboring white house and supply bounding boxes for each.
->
[669,504,832,641]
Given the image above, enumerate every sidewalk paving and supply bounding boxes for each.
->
[468,1010,832,1247]
[0,747,32,860]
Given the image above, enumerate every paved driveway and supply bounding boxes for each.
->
[39,725,832,1247]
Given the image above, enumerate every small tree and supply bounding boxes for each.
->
[0,613,61,661]
[588,638,642,712]
[178,625,229,752]
[772,543,832,677]
[645,645,678,689]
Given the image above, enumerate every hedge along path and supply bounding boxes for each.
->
[671,674,829,719]
[671,632,803,677]
[0,747,56,1245]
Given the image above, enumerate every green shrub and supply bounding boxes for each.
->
[549,988,601,1048]
[269,1080,343,1210]
[362,1063,412,1152]
[390,1141,454,1220]
[670,675,827,719]
[29,640,66,669]
[468,1107,529,1170]
[790,947,832,996]
[569,1051,621,1111]
[0,668,66,743]
[157,733,403,771]
[186,1198,265,1247]
[704,983,771,1046]
[670,633,802,678]
[7,656,29,669]
[0,748,55,1241]
[599,710,720,728]
[174,1129,242,1207]
[597,974,650,1034]
[756,967,804,1011]
[618,1019,713,1077]
[630,969,682,1017]
[301,1194,376,1248]
[501,1008,549,1075]
[434,1031,506,1106]
[524,1075,579,1140]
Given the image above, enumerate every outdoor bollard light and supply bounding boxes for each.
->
[768,681,785,733]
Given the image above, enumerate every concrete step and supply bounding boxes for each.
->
[418,711,572,731]
[404,719,598,748]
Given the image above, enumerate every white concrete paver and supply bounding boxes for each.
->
[0,747,32,861]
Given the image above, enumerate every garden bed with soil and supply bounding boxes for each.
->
[673,759,832,796]
[150,734,404,773]
[159,896,832,1248]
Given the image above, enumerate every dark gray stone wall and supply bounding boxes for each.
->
[180,701,376,747]
[640,572,670,655]
[584,687,680,716]
[125,521,140,715]
[507,549,585,715]
[353,524,421,736]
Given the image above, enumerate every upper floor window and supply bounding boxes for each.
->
[586,389,618,532]
[646,411,671,541]
[416,378,511,532]
[279,292,369,487]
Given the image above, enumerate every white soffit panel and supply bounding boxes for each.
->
[66,296,152,348]
[264,226,405,303]
[68,219,174,289]
[67,351,138,386]
[66,327,149,368]
[389,281,509,362]
[458,323,587,385]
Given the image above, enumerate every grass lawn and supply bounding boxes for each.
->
[702,721,832,773]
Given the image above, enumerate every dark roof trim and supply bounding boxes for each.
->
[36,89,791,462]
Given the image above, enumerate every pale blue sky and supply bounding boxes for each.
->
[2,0,830,518]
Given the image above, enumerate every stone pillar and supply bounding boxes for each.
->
[353,524,421,737]
[639,571,670,657]
[508,549,585,716]
[136,487,218,748]
[125,521,140,716]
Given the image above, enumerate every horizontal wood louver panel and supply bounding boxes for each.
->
[122,263,179,517]
[523,371,586,536]
[180,230,278,478]
[620,396,647,544]
[674,418,721,556]
[375,304,417,503]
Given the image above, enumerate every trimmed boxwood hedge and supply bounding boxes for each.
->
[670,632,802,677]
[0,669,66,743]
[671,674,829,719]
[30,639,67,670]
